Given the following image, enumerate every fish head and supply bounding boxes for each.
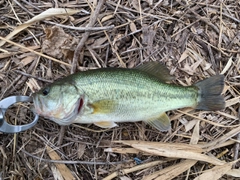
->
[32,82,84,125]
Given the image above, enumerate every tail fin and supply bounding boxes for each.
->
[194,75,225,111]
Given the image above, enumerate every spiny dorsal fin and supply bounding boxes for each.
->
[135,62,174,82]
[144,112,171,131]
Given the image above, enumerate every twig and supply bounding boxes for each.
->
[45,21,114,32]
[72,124,111,132]
[0,146,6,179]
[13,0,35,16]
[71,0,106,73]
[57,126,66,146]
[207,44,217,72]
[14,70,53,83]
[20,148,131,165]
[0,146,7,159]
[222,12,240,23]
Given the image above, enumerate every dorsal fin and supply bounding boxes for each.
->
[135,62,174,82]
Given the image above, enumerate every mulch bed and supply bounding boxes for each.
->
[0,0,239,179]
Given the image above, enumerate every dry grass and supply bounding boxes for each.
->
[0,0,240,179]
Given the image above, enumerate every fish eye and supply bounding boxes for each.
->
[42,87,50,96]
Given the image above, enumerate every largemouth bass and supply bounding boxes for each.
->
[32,62,225,131]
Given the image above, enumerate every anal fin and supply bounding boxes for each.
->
[94,121,118,128]
[145,113,171,131]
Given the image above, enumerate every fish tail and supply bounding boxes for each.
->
[194,75,225,111]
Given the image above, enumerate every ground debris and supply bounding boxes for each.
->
[0,0,239,179]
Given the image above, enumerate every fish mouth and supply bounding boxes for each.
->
[32,95,43,115]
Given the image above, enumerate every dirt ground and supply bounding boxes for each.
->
[0,0,240,179]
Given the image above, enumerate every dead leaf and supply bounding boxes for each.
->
[184,119,199,132]
[46,68,52,78]
[101,14,114,22]
[142,160,197,180]
[91,37,108,47]
[42,26,78,59]
[221,56,232,74]
[116,140,203,152]
[145,0,153,6]
[77,144,86,159]
[179,63,194,75]
[19,56,36,67]
[179,50,189,63]
[116,141,225,166]
[226,169,240,177]
[113,34,125,52]
[190,120,200,145]
[119,176,132,180]
[129,21,137,32]
[131,0,140,11]
[142,25,156,55]
[225,97,240,107]
[142,25,156,45]
[103,160,164,180]
[51,165,64,180]
[193,163,232,180]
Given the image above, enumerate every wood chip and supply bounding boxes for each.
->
[46,146,75,180]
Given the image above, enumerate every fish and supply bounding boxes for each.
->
[32,62,225,131]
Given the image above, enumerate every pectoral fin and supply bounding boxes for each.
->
[145,113,171,131]
[135,62,174,82]
[89,100,116,114]
[94,121,118,128]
